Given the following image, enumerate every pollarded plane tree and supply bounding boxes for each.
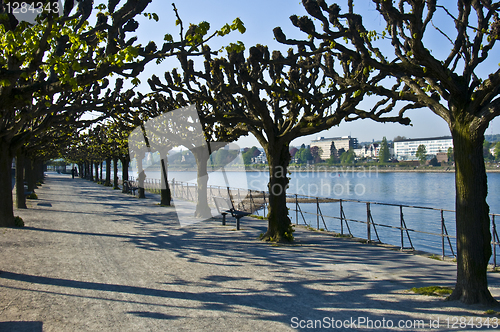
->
[88,108,134,185]
[0,0,155,176]
[292,0,499,305]
[15,77,122,208]
[150,43,252,204]
[167,43,410,241]
[63,133,87,177]
[101,128,114,186]
[98,113,140,188]
[7,77,126,213]
[110,121,134,191]
[108,105,147,193]
[146,56,272,218]
[91,127,108,182]
[105,14,247,203]
[89,125,108,182]
[0,0,236,227]
[136,94,181,207]
[141,89,244,218]
[11,105,60,209]
[94,78,145,190]
[112,88,175,199]
[0,0,227,220]
[103,122,128,189]
[16,119,79,209]
[74,128,108,182]
[111,101,149,197]
[67,84,126,184]
[136,17,248,214]
[25,129,67,183]
[25,112,90,187]
[73,132,96,179]
[87,129,103,181]
[26,77,133,186]
[63,128,92,180]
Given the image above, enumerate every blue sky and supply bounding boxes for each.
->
[114,1,500,146]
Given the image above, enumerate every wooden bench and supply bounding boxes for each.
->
[213,196,251,230]
[123,180,139,195]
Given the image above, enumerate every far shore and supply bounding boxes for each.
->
[144,165,500,173]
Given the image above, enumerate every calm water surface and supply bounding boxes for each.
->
[161,170,499,212]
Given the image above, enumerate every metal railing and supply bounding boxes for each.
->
[131,177,268,214]
[126,177,500,268]
[289,193,500,267]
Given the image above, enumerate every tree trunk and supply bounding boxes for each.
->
[120,156,130,194]
[89,162,93,180]
[0,140,15,227]
[36,160,44,182]
[100,161,103,182]
[16,149,27,209]
[262,142,292,242]
[193,148,211,218]
[113,157,119,189]
[137,156,146,198]
[160,155,171,206]
[94,162,99,182]
[105,157,111,186]
[447,123,497,305]
[26,158,36,192]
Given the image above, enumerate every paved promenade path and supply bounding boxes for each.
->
[1,173,500,331]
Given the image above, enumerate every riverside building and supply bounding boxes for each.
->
[393,136,453,161]
[310,136,359,160]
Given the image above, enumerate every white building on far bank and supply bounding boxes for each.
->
[354,143,395,160]
[354,143,379,159]
[251,151,267,164]
[393,136,453,160]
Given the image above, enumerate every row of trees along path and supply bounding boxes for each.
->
[0,0,245,226]
[4,0,500,306]
[148,0,500,306]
